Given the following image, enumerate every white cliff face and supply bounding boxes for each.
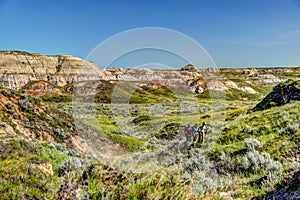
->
[223,80,257,94]
[0,51,294,95]
[0,51,103,89]
[0,51,207,93]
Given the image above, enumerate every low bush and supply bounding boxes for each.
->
[244,137,262,151]
[278,123,299,135]
[58,157,92,176]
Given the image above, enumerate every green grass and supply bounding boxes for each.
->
[85,117,145,152]
[0,139,68,199]
[85,164,191,199]
[214,102,300,159]
[206,101,300,198]
[106,132,145,151]
[93,81,178,104]
[1,75,300,199]
[40,94,72,102]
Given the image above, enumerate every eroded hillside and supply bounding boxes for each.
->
[1,51,299,99]
[1,51,300,199]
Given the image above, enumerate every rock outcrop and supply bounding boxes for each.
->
[180,64,199,72]
[1,51,296,96]
[24,81,64,96]
[249,80,300,112]
[0,51,103,89]
[0,87,125,157]
[0,51,207,94]
[266,170,300,199]
[221,68,285,85]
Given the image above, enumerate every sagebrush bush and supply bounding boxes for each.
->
[5,102,14,110]
[214,151,237,175]
[266,160,282,174]
[0,121,8,128]
[241,149,282,175]
[182,155,207,174]
[12,112,19,119]
[241,125,258,135]
[180,172,192,183]
[192,170,232,194]
[58,157,92,176]
[244,137,262,151]
[279,141,289,150]
[278,123,299,135]
[145,137,160,150]
[19,99,33,111]
[260,160,282,188]
[54,128,69,139]
[49,142,77,156]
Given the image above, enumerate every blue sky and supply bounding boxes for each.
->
[0,0,300,67]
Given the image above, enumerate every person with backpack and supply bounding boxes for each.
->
[198,122,207,144]
[192,124,199,146]
[184,124,193,142]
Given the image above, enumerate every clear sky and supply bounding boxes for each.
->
[0,0,300,67]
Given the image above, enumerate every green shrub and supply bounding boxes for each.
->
[278,123,299,135]
[40,94,71,102]
[244,137,262,151]
[58,157,92,176]
[132,115,151,125]
[107,133,145,152]
[155,122,180,140]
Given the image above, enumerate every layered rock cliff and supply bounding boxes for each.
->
[0,51,103,89]
[0,51,206,93]
[0,51,296,95]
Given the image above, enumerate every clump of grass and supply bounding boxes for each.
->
[106,132,145,152]
[154,122,180,140]
[40,94,72,102]
[278,123,299,136]
[83,163,192,199]
[132,115,151,125]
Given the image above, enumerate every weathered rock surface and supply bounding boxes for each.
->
[0,51,103,89]
[24,81,64,96]
[180,64,199,72]
[0,88,125,157]
[221,68,285,85]
[250,80,300,112]
[0,51,207,93]
[0,51,296,95]
[266,170,300,200]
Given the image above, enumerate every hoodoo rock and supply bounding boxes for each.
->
[180,64,199,72]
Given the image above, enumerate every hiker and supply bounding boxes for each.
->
[198,122,207,144]
[192,124,199,145]
[184,124,193,142]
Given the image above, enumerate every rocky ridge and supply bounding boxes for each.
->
[250,80,300,112]
[266,170,300,199]
[0,88,124,157]
[0,51,103,89]
[0,51,295,95]
[0,51,206,93]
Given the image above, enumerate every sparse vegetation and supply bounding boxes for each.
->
[0,69,300,199]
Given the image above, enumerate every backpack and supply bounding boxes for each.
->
[193,126,199,134]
